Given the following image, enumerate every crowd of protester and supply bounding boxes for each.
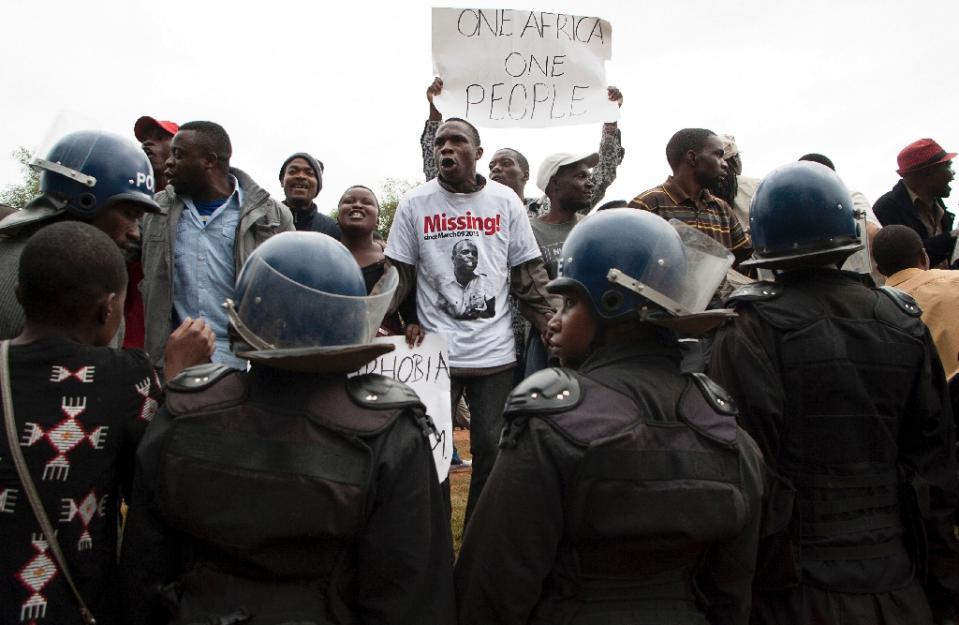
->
[0,75,957,625]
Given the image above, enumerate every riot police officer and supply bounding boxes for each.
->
[454,209,766,625]
[120,232,455,625]
[0,130,160,340]
[710,162,959,624]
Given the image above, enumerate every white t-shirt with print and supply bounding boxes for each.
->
[386,178,541,369]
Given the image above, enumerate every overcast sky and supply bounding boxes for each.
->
[2,0,956,213]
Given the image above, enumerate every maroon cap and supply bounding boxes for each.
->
[134,116,179,141]
[897,138,956,176]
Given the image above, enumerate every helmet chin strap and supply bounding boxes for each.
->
[607,269,690,317]
[223,299,275,350]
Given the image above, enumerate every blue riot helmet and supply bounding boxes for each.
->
[548,209,734,334]
[31,130,160,218]
[225,231,398,373]
[742,161,862,270]
[0,130,160,236]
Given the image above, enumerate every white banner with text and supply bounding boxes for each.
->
[352,334,453,481]
[432,7,616,127]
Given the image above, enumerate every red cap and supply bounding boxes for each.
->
[897,138,956,176]
[134,116,179,141]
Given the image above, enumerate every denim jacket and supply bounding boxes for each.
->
[140,168,294,368]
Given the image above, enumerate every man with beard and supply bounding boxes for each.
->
[141,121,293,372]
[386,117,555,522]
[711,134,760,233]
[278,151,341,238]
[873,138,957,268]
[629,128,752,267]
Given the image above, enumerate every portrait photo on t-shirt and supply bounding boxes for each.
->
[385,179,542,369]
[436,238,495,320]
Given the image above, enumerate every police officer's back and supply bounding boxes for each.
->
[120,232,454,625]
[455,210,766,625]
[710,162,959,624]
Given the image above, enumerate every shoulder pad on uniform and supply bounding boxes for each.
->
[165,364,246,416]
[680,373,738,447]
[725,281,782,306]
[504,368,582,419]
[688,372,737,416]
[877,286,922,318]
[166,363,235,392]
[346,374,424,410]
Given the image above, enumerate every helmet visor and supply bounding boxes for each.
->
[840,210,871,275]
[669,220,735,314]
[234,255,398,349]
[612,220,733,317]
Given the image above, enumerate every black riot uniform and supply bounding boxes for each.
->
[119,231,455,625]
[451,208,766,625]
[710,162,959,624]
[121,365,454,625]
[711,270,959,624]
[455,340,765,625]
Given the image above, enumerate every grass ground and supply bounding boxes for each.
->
[450,428,471,554]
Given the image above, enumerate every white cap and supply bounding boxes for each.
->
[718,134,740,159]
[536,152,600,192]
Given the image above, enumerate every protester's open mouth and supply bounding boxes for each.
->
[348,209,365,219]
[440,157,456,169]
[289,182,310,192]
[164,169,174,182]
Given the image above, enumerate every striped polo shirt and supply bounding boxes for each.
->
[630,176,752,265]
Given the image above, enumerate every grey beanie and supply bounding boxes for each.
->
[279,152,325,182]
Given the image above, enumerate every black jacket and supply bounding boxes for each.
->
[455,342,766,625]
[873,180,955,266]
[119,365,454,625]
[292,202,342,239]
[711,270,959,623]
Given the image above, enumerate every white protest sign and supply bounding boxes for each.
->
[353,334,453,481]
[432,7,617,128]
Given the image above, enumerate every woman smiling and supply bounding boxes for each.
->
[337,185,419,340]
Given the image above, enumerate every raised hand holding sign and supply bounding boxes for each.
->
[432,7,617,127]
